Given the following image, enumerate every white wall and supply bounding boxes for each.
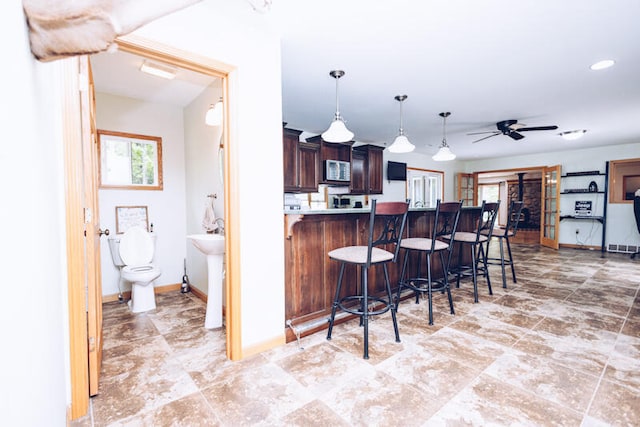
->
[464,142,640,248]
[382,150,461,202]
[0,2,69,424]
[96,93,187,296]
[184,82,225,295]
[132,1,285,350]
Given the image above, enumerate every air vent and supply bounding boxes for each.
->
[608,243,638,253]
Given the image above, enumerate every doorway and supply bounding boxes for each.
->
[475,167,545,245]
[91,38,237,352]
[67,37,242,417]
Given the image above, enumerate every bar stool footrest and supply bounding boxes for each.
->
[401,278,447,293]
[337,295,392,317]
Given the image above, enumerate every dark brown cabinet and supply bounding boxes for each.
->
[306,135,353,185]
[283,127,320,193]
[350,149,366,193]
[351,144,384,194]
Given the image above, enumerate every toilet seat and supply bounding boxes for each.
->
[119,226,154,266]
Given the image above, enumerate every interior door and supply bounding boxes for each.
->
[457,173,477,206]
[81,57,104,396]
[541,165,561,249]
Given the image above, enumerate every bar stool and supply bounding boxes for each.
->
[396,200,463,325]
[448,201,500,303]
[326,200,409,359]
[483,200,524,288]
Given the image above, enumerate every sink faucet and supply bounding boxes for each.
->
[214,218,225,235]
[415,201,424,207]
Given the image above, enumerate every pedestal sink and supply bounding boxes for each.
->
[187,234,225,329]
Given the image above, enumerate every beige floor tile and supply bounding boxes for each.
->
[85,247,640,426]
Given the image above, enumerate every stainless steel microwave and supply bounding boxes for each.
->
[325,160,351,182]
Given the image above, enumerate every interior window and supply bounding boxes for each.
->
[609,158,640,203]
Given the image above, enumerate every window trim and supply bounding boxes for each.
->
[97,129,163,191]
[609,158,640,204]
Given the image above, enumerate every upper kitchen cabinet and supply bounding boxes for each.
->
[351,144,383,194]
[306,135,353,185]
[283,127,320,193]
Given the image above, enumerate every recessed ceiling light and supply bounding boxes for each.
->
[139,60,177,80]
[590,59,615,71]
[559,130,587,140]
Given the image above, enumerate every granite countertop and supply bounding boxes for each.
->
[284,206,481,215]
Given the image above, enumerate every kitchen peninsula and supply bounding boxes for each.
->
[284,206,481,343]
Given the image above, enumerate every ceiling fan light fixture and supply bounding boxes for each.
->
[590,59,615,71]
[387,95,415,153]
[322,70,354,143]
[432,112,456,161]
[559,129,587,140]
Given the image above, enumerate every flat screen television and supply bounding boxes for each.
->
[387,161,407,181]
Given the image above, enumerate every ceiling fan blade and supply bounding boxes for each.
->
[471,133,500,143]
[467,131,500,136]
[518,125,558,132]
[508,131,525,140]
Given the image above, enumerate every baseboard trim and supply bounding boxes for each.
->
[559,243,601,251]
[189,285,207,302]
[241,334,286,359]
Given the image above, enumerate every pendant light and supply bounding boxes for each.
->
[205,97,223,126]
[432,112,456,161]
[321,70,354,143]
[387,95,415,153]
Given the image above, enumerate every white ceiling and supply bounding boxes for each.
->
[91,0,640,161]
[91,50,218,107]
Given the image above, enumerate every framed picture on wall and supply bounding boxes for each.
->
[115,206,149,234]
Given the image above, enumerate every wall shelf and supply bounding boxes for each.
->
[559,162,609,253]
[559,215,605,224]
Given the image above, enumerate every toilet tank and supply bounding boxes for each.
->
[108,233,157,267]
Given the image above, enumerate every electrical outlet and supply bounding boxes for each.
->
[575,228,580,235]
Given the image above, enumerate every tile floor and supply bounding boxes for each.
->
[73,245,640,426]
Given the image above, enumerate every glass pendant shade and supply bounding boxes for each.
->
[322,118,354,143]
[322,70,354,143]
[205,100,223,126]
[387,95,415,153]
[432,111,455,161]
[432,145,456,161]
[388,135,415,153]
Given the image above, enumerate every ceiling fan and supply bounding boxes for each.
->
[469,119,558,143]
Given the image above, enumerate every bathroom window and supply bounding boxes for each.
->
[98,130,163,190]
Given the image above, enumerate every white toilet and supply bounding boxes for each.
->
[108,226,161,313]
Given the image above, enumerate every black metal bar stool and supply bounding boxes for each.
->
[448,201,500,303]
[483,200,524,288]
[396,200,462,325]
[326,199,409,359]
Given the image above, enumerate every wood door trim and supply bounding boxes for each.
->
[112,35,242,361]
[63,57,90,419]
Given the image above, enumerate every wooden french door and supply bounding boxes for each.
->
[541,165,561,249]
[456,172,477,206]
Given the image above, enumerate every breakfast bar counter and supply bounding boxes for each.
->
[283,206,481,342]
